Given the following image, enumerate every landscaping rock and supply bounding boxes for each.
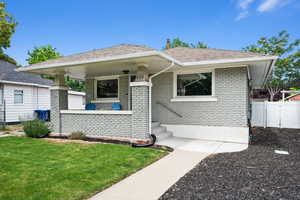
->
[160,128,300,200]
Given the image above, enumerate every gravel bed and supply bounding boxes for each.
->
[160,127,300,200]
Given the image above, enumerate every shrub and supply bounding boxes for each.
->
[68,131,86,140]
[22,120,50,138]
[0,125,8,131]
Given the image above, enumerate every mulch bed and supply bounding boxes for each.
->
[160,127,300,200]
[46,136,173,152]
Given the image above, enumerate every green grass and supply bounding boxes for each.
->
[0,137,166,200]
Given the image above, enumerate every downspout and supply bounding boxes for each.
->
[148,62,175,136]
[132,61,175,148]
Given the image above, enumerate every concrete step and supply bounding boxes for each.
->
[155,131,173,142]
[151,121,161,128]
[152,126,167,135]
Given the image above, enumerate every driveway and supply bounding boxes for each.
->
[159,128,300,200]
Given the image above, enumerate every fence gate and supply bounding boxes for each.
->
[252,101,300,129]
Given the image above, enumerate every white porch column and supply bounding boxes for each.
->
[50,74,68,133]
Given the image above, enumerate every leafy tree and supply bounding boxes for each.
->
[165,38,208,49]
[0,2,17,64]
[26,45,85,91]
[243,31,300,101]
[26,45,61,65]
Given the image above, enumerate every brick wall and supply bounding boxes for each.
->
[61,113,132,139]
[50,89,68,132]
[131,84,149,140]
[151,67,249,127]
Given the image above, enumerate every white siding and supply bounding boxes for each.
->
[4,84,39,122]
[37,87,50,110]
[2,83,85,122]
[68,93,85,109]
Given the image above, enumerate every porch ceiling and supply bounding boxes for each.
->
[21,55,178,80]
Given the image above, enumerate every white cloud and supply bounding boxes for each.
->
[236,10,250,20]
[239,0,255,9]
[236,0,255,20]
[257,0,281,12]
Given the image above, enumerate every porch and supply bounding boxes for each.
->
[45,54,177,142]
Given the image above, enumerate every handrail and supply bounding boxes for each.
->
[156,101,183,118]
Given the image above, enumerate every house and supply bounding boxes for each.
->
[285,92,300,101]
[17,44,277,144]
[0,60,85,123]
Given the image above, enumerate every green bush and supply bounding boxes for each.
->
[22,120,50,138]
[0,125,8,131]
[68,131,86,140]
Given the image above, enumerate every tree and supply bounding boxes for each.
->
[26,45,61,65]
[243,31,300,101]
[0,2,17,64]
[165,38,208,49]
[26,45,85,91]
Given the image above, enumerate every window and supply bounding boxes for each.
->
[177,72,212,96]
[14,90,24,104]
[95,77,119,99]
[172,70,216,102]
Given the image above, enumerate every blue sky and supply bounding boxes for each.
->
[4,0,300,66]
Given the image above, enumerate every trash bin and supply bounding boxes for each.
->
[34,110,50,121]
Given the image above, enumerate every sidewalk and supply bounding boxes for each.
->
[89,150,209,200]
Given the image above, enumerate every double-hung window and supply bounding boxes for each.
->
[14,90,24,104]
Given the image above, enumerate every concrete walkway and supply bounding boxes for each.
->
[157,137,248,154]
[90,150,209,200]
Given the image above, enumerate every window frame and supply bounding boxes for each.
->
[93,75,120,103]
[172,69,216,102]
[14,89,24,104]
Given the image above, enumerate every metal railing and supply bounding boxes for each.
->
[156,101,183,118]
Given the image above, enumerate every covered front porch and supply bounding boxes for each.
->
[39,55,177,142]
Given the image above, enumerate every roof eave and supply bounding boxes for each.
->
[181,56,278,66]
[16,51,182,73]
[0,80,51,88]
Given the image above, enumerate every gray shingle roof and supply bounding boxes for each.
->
[24,44,270,68]
[0,60,52,85]
[162,47,269,63]
[28,44,155,67]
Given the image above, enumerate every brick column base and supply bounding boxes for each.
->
[130,82,150,140]
[50,87,68,133]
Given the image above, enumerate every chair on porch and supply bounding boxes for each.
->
[112,103,121,110]
[85,103,96,110]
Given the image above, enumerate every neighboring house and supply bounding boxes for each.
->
[285,93,300,101]
[0,60,85,123]
[18,44,277,144]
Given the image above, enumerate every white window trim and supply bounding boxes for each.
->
[94,75,120,102]
[14,89,24,104]
[172,69,216,102]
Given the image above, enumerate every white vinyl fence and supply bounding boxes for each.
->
[252,101,300,129]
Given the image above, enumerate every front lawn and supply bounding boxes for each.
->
[0,137,166,200]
